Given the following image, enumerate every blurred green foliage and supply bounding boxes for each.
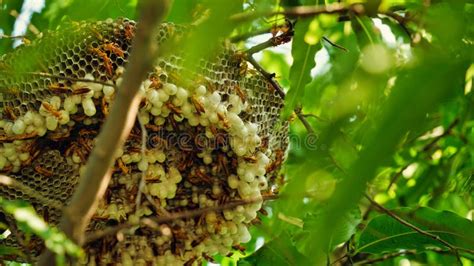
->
[0,197,83,265]
[1,0,473,265]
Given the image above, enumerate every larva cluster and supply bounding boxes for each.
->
[0,18,288,265]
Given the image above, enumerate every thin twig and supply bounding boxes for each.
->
[85,194,279,244]
[365,194,464,264]
[246,55,286,99]
[247,54,316,134]
[37,0,170,264]
[353,247,455,265]
[422,118,459,152]
[0,34,26,39]
[135,116,148,213]
[301,113,327,122]
[322,36,348,52]
[385,164,410,192]
[295,107,315,134]
[353,250,417,265]
[230,3,357,22]
[230,26,277,43]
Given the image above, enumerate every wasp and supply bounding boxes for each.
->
[101,97,109,116]
[145,124,162,132]
[202,253,216,263]
[102,42,124,57]
[149,75,163,89]
[234,84,247,103]
[177,153,193,172]
[124,23,135,41]
[217,193,231,206]
[209,125,218,136]
[89,47,114,76]
[243,155,257,164]
[266,149,284,173]
[168,116,180,132]
[41,102,62,119]
[189,167,213,185]
[232,244,246,254]
[90,27,105,42]
[260,136,269,150]
[239,61,248,76]
[47,129,71,141]
[72,87,92,95]
[217,112,230,129]
[3,106,17,120]
[250,216,262,225]
[116,158,129,174]
[20,145,41,166]
[184,256,198,266]
[78,136,94,154]
[48,83,71,94]
[216,153,229,176]
[0,131,37,142]
[191,96,205,115]
[259,207,269,217]
[65,142,87,163]
[34,165,53,177]
[166,102,182,115]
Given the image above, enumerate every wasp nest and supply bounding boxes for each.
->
[0,18,288,264]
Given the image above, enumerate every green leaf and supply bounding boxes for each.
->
[300,37,470,265]
[282,15,320,119]
[240,231,312,266]
[356,207,474,254]
[0,197,83,259]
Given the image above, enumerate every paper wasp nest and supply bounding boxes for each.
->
[0,18,288,264]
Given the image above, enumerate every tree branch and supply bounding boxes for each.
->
[230,3,357,22]
[85,194,278,244]
[364,194,464,264]
[37,0,170,264]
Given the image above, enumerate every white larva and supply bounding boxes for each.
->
[63,97,75,112]
[25,125,36,134]
[82,98,96,117]
[195,85,206,96]
[157,90,170,102]
[156,151,166,163]
[45,116,58,131]
[23,111,34,124]
[163,83,178,95]
[176,87,188,101]
[50,96,61,109]
[103,86,115,97]
[12,119,26,135]
[0,155,7,170]
[18,152,30,161]
[137,160,149,172]
[58,110,70,125]
[150,106,162,116]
